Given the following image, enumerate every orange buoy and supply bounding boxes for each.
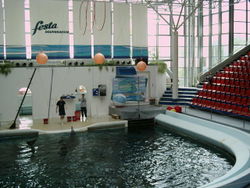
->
[36,52,48,64]
[136,61,147,71]
[93,53,105,64]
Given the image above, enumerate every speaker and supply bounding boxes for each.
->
[98,84,106,96]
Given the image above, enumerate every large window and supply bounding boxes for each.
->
[147,0,250,87]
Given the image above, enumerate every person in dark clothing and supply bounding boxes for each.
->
[79,94,87,121]
[56,97,66,125]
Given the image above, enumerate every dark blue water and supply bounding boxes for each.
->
[0,126,233,188]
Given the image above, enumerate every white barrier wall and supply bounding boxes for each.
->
[0,65,166,124]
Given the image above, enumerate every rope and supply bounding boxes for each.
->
[79,0,89,36]
[93,1,106,31]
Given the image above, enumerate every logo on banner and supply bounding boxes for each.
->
[32,20,69,36]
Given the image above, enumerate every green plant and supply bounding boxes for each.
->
[106,60,116,66]
[0,61,13,76]
[149,60,167,74]
[98,64,103,71]
[149,53,167,74]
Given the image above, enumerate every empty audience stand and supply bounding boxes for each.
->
[191,51,250,119]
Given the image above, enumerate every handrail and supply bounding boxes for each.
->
[200,44,250,83]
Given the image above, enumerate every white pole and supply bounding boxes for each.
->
[172,30,178,99]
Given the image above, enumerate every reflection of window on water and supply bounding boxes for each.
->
[18,88,32,116]
[18,87,32,95]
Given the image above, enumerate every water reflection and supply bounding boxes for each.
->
[0,127,233,188]
[58,128,80,157]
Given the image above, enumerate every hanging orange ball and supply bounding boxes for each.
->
[94,53,105,64]
[36,52,48,64]
[136,61,147,71]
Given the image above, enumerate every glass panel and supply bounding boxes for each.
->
[212,45,219,57]
[178,25,184,36]
[221,34,229,45]
[24,0,30,9]
[212,24,219,34]
[221,23,229,33]
[234,45,245,53]
[68,0,73,10]
[159,16,169,24]
[202,57,209,71]
[221,3,229,11]
[234,1,246,10]
[69,11,73,22]
[25,34,31,46]
[159,36,170,46]
[179,47,185,58]
[212,13,219,24]
[212,56,219,66]
[221,11,229,23]
[202,7,209,16]
[203,15,209,26]
[203,47,209,57]
[212,5,219,13]
[234,34,246,45]
[203,36,209,46]
[69,34,74,45]
[212,35,218,46]
[178,58,185,67]
[234,22,246,33]
[24,10,30,21]
[148,47,156,57]
[203,25,209,35]
[159,47,170,58]
[148,24,157,35]
[159,24,169,35]
[221,46,229,57]
[148,36,156,46]
[25,21,30,33]
[69,22,73,33]
[234,10,246,21]
[178,37,185,47]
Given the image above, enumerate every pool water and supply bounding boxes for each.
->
[0,126,233,188]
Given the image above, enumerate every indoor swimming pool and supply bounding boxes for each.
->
[0,126,233,188]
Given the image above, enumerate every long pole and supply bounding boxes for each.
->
[9,68,37,129]
[172,30,178,99]
[138,75,140,119]
[47,68,54,120]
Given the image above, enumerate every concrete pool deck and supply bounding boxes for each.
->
[0,115,127,132]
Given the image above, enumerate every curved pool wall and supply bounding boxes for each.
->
[0,120,128,139]
[155,111,250,188]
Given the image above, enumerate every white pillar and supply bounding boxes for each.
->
[172,30,178,99]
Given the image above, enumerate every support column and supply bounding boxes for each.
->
[172,30,178,99]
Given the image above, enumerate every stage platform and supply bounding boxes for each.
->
[109,104,166,120]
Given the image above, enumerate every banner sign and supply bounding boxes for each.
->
[32,21,69,36]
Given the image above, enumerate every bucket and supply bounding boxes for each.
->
[67,116,72,122]
[149,98,156,105]
[72,116,77,121]
[43,118,48,124]
[75,111,81,121]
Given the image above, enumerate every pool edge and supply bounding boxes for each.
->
[155,111,250,188]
